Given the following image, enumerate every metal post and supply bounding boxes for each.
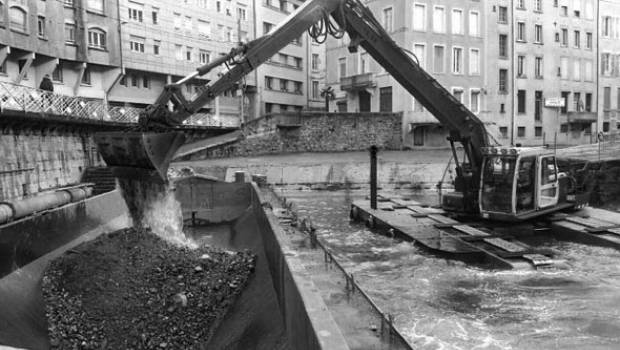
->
[369,145,378,210]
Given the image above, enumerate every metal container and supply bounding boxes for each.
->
[62,188,86,202]
[10,192,72,219]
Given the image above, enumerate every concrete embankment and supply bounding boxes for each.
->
[174,150,453,188]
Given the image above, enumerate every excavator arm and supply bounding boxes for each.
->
[96,0,490,195]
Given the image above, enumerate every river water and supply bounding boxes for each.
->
[278,187,620,350]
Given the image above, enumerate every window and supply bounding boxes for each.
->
[184,16,192,31]
[64,23,76,43]
[413,44,426,69]
[294,57,302,69]
[382,7,393,32]
[585,93,592,112]
[574,92,582,111]
[561,28,568,46]
[130,36,145,53]
[469,11,479,36]
[535,57,543,78]
[413,3,426,31]
[433,6,445,33]
[81,67,91,85]
[500,127,508,138]
[517,21,526,41]
[129,8,143,22]
[601,53,612,76]
[265,103,273,114]
[294,81,302,94]
[17,59,28,79]
[517,0,525,9]
[279,0,287,12]
[37,16,45,37]
[433,45,444,73]
[602,16,611,37]
[586,32,592,49]
[216,0,221,12]
[561,91,570,114]
[379,87,392,112]
[573,59,581,81]
[517,55,525,77]
[265,76,273,90]
[535,91,543,121]
[186,47,192,61]
[131,75,138,87]
[499,34,508,58]
[142,76,149,89]
[561,56,569,79]
[88,28,106,49]
[312,81,319,99]
[535,0,542,12]
[535,127,542,137]
[237,6,247,20]
[87,0,103,12]
[452,88,463,102]
[52,62,63,82]
[263,22,274,35]
[9,6,26,32]
[561,5,568,16]
[498,6,508,23]
[175,44,183,60]
[451,9,463,35]
[517,127,526,138]
[452,47,462,74]
[199,21,211,37]
[574,30,580,48]
[499,69,508,93]
[152,10,158,24]
[199,50,210,64]
[469,48,479,75]
[153,40,160,55]
[517,90,526,114]
[584,60,593,81]
[280,79,288,92]
[470,90,480,113]
[173,13,181,29]
[573,0,581,17]
[535,24,543,43]
[339,57,346,78]
[312,54,319,70]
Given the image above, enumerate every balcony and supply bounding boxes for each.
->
[567,111,597,124]
[340,73,376,91]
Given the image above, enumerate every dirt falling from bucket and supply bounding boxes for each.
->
[118,179,197,248]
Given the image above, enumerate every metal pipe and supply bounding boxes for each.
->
[369,145,378,210]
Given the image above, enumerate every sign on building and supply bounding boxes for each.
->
[544,97,565,108]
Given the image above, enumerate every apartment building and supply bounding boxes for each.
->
[492,0,598,146]
[0,0,121,99]
[108,0,254,122]
[254,0,326,115]
[600,0,620,135]
[325,0,486,148]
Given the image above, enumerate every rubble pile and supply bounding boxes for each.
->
[42,228,255,349]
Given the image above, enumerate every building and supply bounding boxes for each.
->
[493,0,598,146]
[253,0,326,116]
[108,0,254,125]
[325,0,487,148]
[0,0,121,100]
[599,0,620,137]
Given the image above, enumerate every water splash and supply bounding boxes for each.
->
[118,179,197,248]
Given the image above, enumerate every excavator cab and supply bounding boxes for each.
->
[479,147,564,221]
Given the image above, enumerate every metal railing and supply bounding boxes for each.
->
[0,81,241,127]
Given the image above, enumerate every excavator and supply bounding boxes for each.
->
[95,0,590,222]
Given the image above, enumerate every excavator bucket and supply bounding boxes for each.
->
[94,131,186,183]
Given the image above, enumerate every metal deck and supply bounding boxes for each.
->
[549,207,620,249]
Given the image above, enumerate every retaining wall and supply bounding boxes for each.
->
[182,112,403,160]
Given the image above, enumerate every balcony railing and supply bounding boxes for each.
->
[340,72,376,91]
[0,81,240,127]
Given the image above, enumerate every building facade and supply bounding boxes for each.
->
[600,0,620,136]
[108,0,254,124]
[0,0,121,100]
[253,0,326,115]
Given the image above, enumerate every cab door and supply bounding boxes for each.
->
[537,155,559,209]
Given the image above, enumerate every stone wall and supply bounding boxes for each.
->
[183,112,403,160]
[0,127,101,201]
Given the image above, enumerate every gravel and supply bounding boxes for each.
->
[42,228,255,349]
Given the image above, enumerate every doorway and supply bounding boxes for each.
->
[359,90,371,112]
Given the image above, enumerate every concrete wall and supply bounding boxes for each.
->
[0,127,101,201]
[183,112,403,160]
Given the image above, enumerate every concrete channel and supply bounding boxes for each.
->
[0,177,412,350]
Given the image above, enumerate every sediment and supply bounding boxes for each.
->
[42,228,255,349]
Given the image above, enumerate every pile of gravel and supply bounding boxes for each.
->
[42,228,255,349]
